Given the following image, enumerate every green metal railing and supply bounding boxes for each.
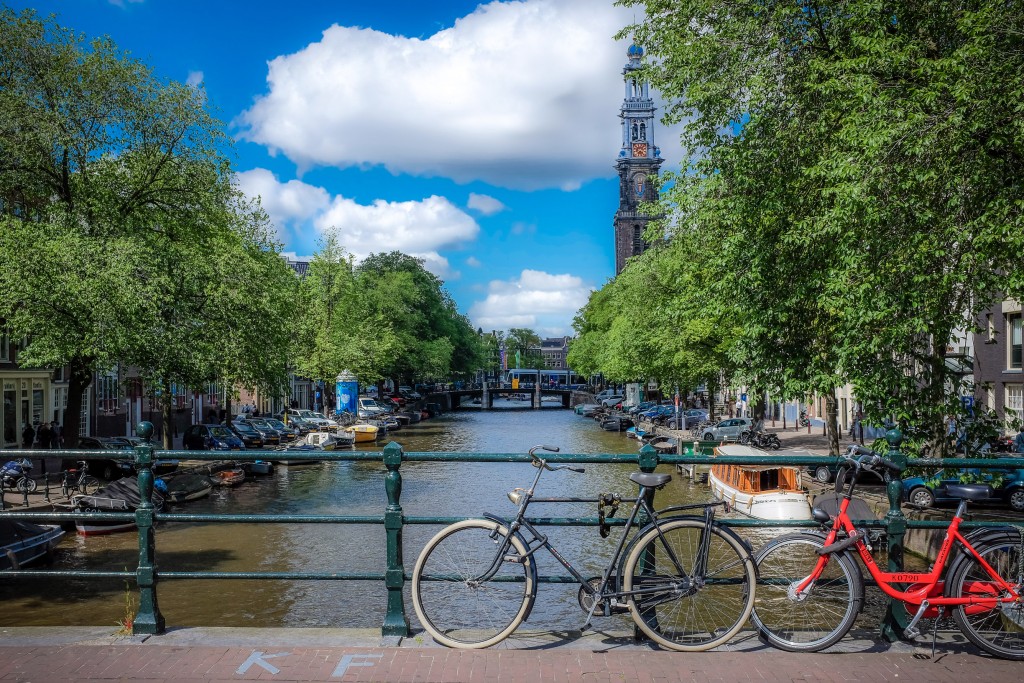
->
[2,422,1023,643]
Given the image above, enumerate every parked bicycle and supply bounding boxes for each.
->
[752,444,1024,659]
[60,461,100,498]
[411,445,757,650]
[0,458,36,493]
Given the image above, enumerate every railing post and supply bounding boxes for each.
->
[132,421,165,635]
[382,441,410,637]
[880,428,909,641]
[634,444,660,641]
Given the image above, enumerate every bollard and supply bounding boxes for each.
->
[880,428,909,641]
[131,421,165,635]
[381,441,410,636]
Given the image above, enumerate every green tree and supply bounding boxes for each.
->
[0,9,295,445]
[620,0,1024,450]
[504,328,544,369]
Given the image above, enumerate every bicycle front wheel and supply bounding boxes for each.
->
[412,519,534,649]
[78,476,100,496]
[16,476,36,494]
[622,518,756,651]
[947,532,1024,659]
[752,533,862,652]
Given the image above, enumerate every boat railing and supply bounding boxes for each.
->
[1,422,1022,644]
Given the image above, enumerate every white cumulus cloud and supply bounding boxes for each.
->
[470,269,593,336]
[237,0,663,189]
[467,193,506,216]
[235,169,479,278]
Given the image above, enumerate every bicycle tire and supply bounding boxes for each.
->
[751,533,863,652]
[622,518,756,651]
[16,476,36,494]
[78,476,100,496]
[411,519,534,648]
[946,531,1024,659]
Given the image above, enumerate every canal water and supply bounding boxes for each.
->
[1,404,895,632]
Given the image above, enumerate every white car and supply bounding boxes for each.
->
[292,409,337,428]
[600,394,624,408]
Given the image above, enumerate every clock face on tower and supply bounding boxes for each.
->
[632,142,648,157]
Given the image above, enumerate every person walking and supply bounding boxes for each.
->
[36,421,51,450]
[21,422,34,449]
[49,421,61,449]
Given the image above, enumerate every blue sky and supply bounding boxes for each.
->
[12,0,681,336]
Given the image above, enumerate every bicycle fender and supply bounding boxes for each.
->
[481,512,539,622]
[946,526,1022,587]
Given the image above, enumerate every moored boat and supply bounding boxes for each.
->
[211,468,246,487]
[0,519,64,569]
[72,477,165,536]
[344,423,380,443]
[707,444,812,520]
[158,473,215,503]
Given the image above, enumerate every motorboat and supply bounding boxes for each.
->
[157,473,215,503]
[245,461,274,476]
[707,444,812,520]
[304,431,354,449]
[71,477,165,536]
[600,415,634,431]
[344,423,380,443]
[0,519,64,569]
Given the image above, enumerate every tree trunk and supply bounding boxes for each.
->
[825,390,840,456]
[160,378,174,449]
[62,358,94,448]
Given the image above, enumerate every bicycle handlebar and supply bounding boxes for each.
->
[840,444,902,474]
[527,445,582,473]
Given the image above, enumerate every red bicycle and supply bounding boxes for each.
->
[752,445,1024,659]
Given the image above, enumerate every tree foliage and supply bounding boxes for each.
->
[605,0,1024,451]
[0,8,295,445]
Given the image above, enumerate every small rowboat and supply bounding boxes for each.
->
[212,468,245,486]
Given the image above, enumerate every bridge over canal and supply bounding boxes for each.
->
[426,385,586,410]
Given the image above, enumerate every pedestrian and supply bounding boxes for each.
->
[1015,431,1024,454]
[21,422,34,449]
[36,421,51,450]
[49,421,61,449]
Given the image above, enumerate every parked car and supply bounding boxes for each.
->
[182,424,246,451]
[112,436,179,475]
[290,409,336,429]
[63,436,136,481]
[600,394,625,408]
[225,421,266,449]
[903,462,1024,511]
[399,386,422,400]
[358,397,386,418]
[239,417,284,445]
[263,417,300,441]
[806,458,888,486]
[700,417,754,442]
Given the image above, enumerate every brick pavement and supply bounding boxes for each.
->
[0,627,1021,682]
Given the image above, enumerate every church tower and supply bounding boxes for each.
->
[613,43,663,275]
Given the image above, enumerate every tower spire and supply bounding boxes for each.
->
[613,41,663,275]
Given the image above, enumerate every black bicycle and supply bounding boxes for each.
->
[411,445,757,650]
[61,461,100,498]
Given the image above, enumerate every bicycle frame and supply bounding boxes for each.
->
[471,458,717,618]
[798,472,1022,622]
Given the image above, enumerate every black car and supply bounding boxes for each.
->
[182,424,246,451]
[63,436,135,481]
[225,420,265,449]
[240,417,285,445]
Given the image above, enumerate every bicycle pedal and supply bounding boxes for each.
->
[903,626,921,640]
[580,621,593,633]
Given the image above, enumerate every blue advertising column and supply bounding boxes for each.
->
[336,370,358,416]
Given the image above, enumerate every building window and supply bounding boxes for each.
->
[96,373,119,414]
[1007,384,1023,421]
[1010,314,1022,370]
[0,334,8,362]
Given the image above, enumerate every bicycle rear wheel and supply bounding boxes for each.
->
[411,519,534,648]
[947,532,1024,659]
[751,533,862,652]
[622,518,756,651]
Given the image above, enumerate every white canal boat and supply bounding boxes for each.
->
[708,444,812,521]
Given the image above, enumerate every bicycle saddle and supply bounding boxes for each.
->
[630,472,671,488]
[944,483,994,501]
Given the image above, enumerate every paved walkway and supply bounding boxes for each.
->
[0,625,1020,682]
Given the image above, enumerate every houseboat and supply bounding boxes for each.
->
[708,444,812,520]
